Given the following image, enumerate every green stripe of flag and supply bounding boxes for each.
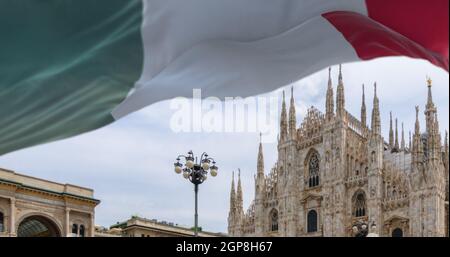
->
[0,0,144,155]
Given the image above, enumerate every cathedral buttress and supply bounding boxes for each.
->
[367,82,383,235]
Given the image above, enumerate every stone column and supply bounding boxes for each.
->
[9,198,15,237]
[90,212,95,237]
[65,208,70,237]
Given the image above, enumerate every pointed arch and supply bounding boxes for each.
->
[352,190,367,217]
[307,210,318,233]
[269,208,278,232]
[305,148,320,188]
[392,228,403,237]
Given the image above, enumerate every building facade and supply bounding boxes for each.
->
[0,168,99,237]
[106,216,225,237]
[228,66,449,237]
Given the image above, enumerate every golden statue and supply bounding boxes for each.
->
[426,76,432,87]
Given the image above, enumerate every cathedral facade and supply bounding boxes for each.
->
[228,66,449,237]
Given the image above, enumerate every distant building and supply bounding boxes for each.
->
[106,216,226,237]
[0,168,100,237]
[94,226,123,237]
[228,67,449,237]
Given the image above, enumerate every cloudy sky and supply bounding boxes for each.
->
[0,57,448,233]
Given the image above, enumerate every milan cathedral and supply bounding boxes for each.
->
[228,66,449,237]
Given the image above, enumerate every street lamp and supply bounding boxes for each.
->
[352,219,369,237]
[174,150,218,236]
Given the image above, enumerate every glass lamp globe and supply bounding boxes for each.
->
[174,165,182,174]
[352,226,358,233]
[210,169,218,177]
[361,224,367,230]
[202,174,207,181]
[183,171,190,179]
[201,161,210,170]
[186,159,194,168]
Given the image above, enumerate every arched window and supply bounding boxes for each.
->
[307,210,318,233]
[72,224,78,236]
[270,209,278,232]
[308,152,320,187]
[392,228,403,237]
[353,191,367,217]
[0,212,4,232]
[79,225,85,237]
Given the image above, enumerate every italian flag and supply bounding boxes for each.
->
[0,0,448,155]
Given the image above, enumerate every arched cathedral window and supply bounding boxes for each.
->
[79,225,85,237]
[353,191,367,217]
[307,210,318,233]
[308,152,320,187]
[72,224,78,236]
[269,209,278,232]
[392,228,403,237]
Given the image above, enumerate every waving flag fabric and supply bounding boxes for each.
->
[0,0,448,155]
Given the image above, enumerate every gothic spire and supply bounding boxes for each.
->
[412,106,422,165]
[425,77,437,134]
[289,86,297,138]
[401,122,405,151]
[394,118,400,151]
[257,133,264,176]
[445,130,448,153]
[326,67,334,121]
[229,171,236,212]
[280,90,288,141]
[415,106,420,136]
[361,84,367,127]
[424,78,441,160]
[444,130,449,173]
[426,76,435,110]
[409,131,412,151]
[389,112,394,148]
[371,82,381,135]
[236,169,244,214]
[336,64,345,118]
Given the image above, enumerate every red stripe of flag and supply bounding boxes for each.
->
[323,1,449,71]
[366,0,448,61]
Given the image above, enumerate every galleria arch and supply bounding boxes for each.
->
[17,215,61,237]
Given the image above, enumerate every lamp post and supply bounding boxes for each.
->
[366,222,379,237]
[352,220,378,237]
[174,150,218,237]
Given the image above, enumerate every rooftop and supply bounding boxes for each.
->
[0,167,99,203]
